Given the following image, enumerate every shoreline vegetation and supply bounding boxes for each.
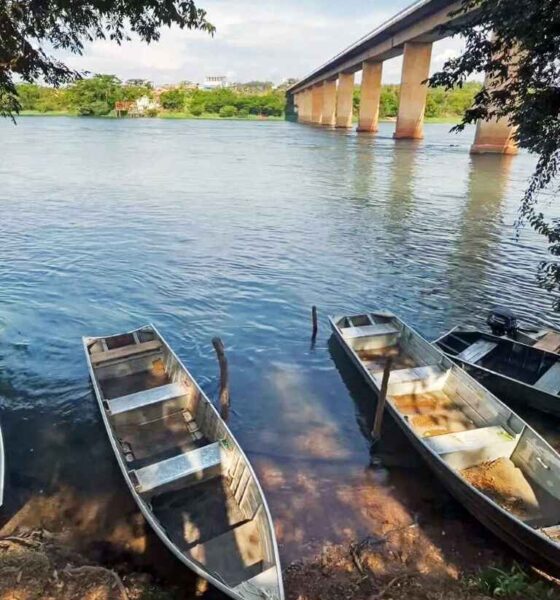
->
[11,75,481,124]
[16,110,462,124]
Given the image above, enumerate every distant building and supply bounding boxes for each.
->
[135,95,159,113]
[203,76,228,90]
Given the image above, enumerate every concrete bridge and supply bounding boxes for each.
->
[287,0,516,154]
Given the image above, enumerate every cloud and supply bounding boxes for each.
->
[57,0,477,85]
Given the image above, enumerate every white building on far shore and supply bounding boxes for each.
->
[203,76,228,90]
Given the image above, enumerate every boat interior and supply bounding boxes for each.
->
[86,327,279,596]
[437,330,560,394]
[335,313,560,541]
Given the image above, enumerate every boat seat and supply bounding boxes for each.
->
[423,426,518,470]
[107,381,187,415]
[535,362,560,394]
[134,442,222,495]
[456,339,497,363]
[373,365,449,396]
[340,323,399,340]
[90,339,162,366]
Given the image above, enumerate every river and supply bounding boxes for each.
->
[1,117,559,591]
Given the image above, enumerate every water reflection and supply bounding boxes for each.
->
[388,140,420,226]
[447,154,514,320]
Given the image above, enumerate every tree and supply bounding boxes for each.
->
[160,88,187,111]
[67,74,121,115]
[0,0,214,118]
[429,0,560,307]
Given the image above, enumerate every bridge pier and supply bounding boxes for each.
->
[311,84,323,124]
[394,41,433,139]
[321,79,337,127]
[357,61,383,133]
[470,71,517,154]
[471,118,517,155]
[335,73,355,128]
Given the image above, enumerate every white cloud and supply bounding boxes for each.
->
[57,1,480,85]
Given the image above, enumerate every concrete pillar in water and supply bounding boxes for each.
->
[335,72,355,128]
[471,72,517,154]
[311,84,323,124]
[321,79,337,127]
[358,61,383,132]
[394,42,433,139]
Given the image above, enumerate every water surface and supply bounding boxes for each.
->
[1,117,559,585]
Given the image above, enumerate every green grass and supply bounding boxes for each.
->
[19,110,76,117]
[472,565,559,599]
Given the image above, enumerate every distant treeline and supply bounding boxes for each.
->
[14,75,286,118]
[14,75,481,121]
[352,82,482,119]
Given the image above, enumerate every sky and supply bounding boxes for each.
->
[61,0,467,86]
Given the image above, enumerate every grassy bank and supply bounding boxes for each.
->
[16,111,460,124]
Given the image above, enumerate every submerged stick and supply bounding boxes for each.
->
[212,337,230,421]
[371,357,393,442]
[311,306,318,341]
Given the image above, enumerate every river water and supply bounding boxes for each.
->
[1,117,559,588]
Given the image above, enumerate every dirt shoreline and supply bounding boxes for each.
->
[2,529,559,600]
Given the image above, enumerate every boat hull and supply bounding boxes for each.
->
[331,319,560,576]
[84,325,284,600]
[450,358,560,418]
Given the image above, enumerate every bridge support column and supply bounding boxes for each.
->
[321,79,337,127]
[335,72,355,128]
[471,118,517,154]
[471,72,517,154]
[311,84,323,124]
[358,61,383,132]
[394,42,432,139]
[304,89,313,122]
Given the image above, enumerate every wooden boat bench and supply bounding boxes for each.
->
[107,381,187,416]
[535,362,560,395]
[372,365,449,396]
[134,442,222,495]
[423,425,518,470]
[90,339,162,366]
[456,340,497,364]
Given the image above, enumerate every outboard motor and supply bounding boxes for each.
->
[487,306,518,338]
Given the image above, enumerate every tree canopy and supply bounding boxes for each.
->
[429,0,560,306]
[0,0,214,117]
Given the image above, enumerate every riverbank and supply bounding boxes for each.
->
[1,529,558,600]
[16,110,461,124]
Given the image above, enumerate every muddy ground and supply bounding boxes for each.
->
[2,527,559,600]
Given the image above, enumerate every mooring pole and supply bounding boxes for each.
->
[311,306,318,341]
[371,357,393,443]
[212,337,230,421]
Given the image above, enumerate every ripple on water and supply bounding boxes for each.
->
[0,118,559,568]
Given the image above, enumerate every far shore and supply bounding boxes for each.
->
[16,110,462,125]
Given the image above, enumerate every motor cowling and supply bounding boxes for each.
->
[487,306,518,337]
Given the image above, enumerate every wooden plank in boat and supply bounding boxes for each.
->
[340,323,399,340]
[535,362,560,395]
[134,442,221,494]
[107,382,186,415]
[534,332,560,354]
[90,339,162,365]
[456,340,497,363]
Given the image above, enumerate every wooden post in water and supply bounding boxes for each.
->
[371,357,393,443]
[212,337,230,421]
[311,306,318,341]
